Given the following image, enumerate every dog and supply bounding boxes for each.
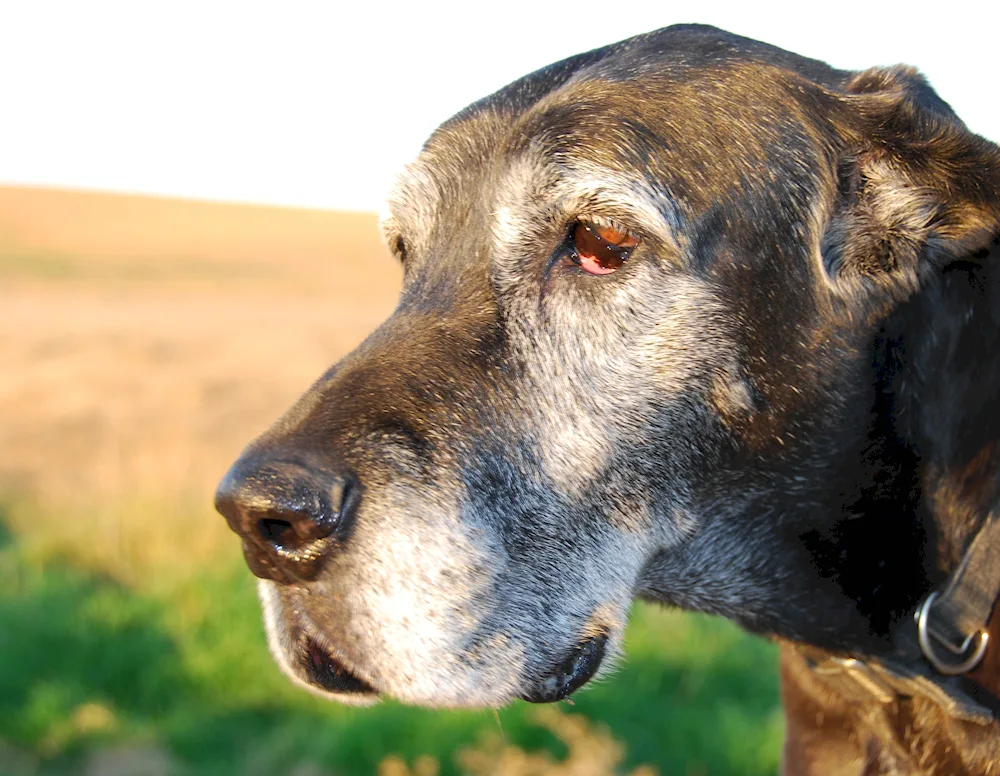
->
[215,24,1000,774]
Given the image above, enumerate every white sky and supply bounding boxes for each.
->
[2,1,997,212]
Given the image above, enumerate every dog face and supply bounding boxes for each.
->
[216,25,1000,707]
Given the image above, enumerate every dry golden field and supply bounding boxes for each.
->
[0,185,401,581]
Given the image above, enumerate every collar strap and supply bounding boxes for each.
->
[914,515,1000,675]
[804,513,1000,725]
[807,652,996,725]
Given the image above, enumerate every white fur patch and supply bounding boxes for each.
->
[535,407,614,498]
[380,159,442,260]
[323,479,531,706]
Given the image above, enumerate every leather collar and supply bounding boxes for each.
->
[805,513,1000,725]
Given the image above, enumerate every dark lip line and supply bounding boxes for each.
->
[520,632,608,703]
[291,610,381,697]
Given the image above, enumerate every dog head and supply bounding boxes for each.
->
[215,25,1000,707]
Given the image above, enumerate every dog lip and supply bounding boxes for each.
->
[300,635,378,696]
[520,633,608,703]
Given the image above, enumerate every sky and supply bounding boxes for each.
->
[2,1,998,212]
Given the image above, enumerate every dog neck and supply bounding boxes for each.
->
[900,255,1000,583]
[895,242,1000,660]
[783,254,1000,772]
[810,240,1000,712]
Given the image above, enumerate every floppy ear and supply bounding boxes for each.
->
[821,66,1000,303]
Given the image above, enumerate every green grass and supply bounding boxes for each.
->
[0,515,783,775]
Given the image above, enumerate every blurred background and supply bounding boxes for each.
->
[1,2,997,774]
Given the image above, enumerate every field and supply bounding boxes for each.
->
[0,186,783,775]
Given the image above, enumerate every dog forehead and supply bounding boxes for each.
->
[393,37,842,236]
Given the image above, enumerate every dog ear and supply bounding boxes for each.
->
[821,66,1000,302]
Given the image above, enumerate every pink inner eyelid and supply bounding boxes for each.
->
[576,253,618,275]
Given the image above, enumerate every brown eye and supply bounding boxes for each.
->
[570,222,639,275]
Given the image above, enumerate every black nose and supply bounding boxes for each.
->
[214,456,359,584]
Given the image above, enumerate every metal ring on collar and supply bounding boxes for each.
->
[916,591,990,676]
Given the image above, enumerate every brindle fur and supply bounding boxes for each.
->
[216,25,1000,774]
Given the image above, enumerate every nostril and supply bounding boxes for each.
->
[215,460,361,583]
[258,518,294,546]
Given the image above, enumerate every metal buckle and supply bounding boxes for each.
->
[915,591,990,675]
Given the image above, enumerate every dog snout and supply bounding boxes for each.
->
[215,456,359,584]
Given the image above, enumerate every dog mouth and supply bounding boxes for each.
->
[263,581,614,706]
[520,633,608,703]
[260,582,379,702]
[290,625,608,706]
[294,630,608,705]
[298,635,379,697]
